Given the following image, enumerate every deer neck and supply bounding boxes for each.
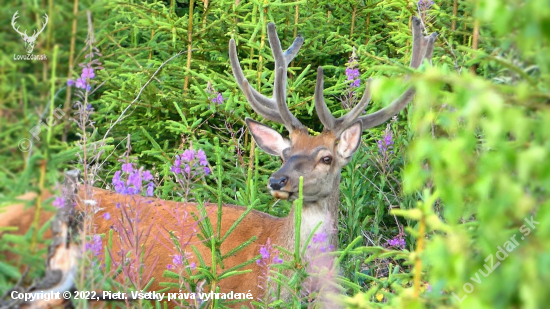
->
[280,172,341,251]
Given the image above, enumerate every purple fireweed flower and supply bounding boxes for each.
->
[171,154,182,174]
[173,255,183,266]
[128,171,142,192]
[52,196,65,208]
[113,171,126,193]
[75,77,87,89]
[206,81,224,105]
[82,67,95,79]
[126,172,137,193]
[312,232,328,244]
[211,93,224,105]
[387,236,406,248]
[173,149,211,177]
[113,170,121,182]
[112,167,155,196]
[345,48,361,91]
[377,130,394,155]
[167,264,173,270]
[103,212,111,220]
[345,67,359,81]
[85,234,103,257]
[67,79,75,86]
[170,165,181,174]
[197,149,208,166]
[122,163,133,173]
[259,246,270,260]
[189,262,196,270]
[127,171,136,187]
[181,149,195,162]
[142,170,153,181]
[256,238,283,295]
[256,239,283,265]
[146,182,154,197]
[113,180,125,193]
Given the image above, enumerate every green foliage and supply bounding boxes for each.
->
[1,0,549,308]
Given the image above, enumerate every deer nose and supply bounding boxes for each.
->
[269,176,288,191]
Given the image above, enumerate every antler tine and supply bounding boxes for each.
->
[267,23,304,132]
[238,79,284,123]
[275,67,303,130]
[333,78,373,135]
[314,16,436,135]
[314,67,336,130]
[229,39,278,110]
[229,23,305,133]
[357,16,437,130]
[409,16,426,69]
[315,68,373,136]
[282,34,304,65]
[423,33,436,65]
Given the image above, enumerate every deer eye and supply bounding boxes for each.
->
[321,156,332,164]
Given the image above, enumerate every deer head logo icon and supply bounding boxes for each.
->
[11,11,48,54]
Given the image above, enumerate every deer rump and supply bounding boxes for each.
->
[2,187,285,307]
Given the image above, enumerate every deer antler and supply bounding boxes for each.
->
[229,23,305,133]
[11,11,27,38]
[31,13,49,39]
[315,16,438,136]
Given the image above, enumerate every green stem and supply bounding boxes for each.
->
[63,0,79,142]
[215,137,223,235]
[30,160,47,252]
[47,45,58,147]
[183,0,194,93]
[291,1,299,68]
[413,215,425,297]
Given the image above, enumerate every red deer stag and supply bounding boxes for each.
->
[1,17,436,307]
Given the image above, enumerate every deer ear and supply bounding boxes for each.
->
[337,121,362,159]
[246,118,291,156]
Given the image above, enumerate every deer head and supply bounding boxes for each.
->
[230,17,437,206]
[11,11,49,54]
